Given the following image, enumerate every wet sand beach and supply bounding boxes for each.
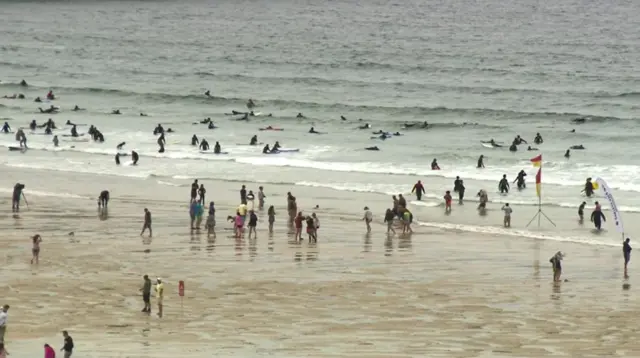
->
[1,166,640,357]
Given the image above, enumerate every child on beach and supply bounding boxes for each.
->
[31,234,42,264]
[234,211,243,238]
[258,186,266,209]
[195,201,204,229]
[501,203,512,227]
[294,212,304,241]
[363,206,373,233]
[384,208,396,235]
[267,205,275,234]
[444,191,452,212]
[247,210,258,239]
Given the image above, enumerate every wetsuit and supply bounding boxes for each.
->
[412,182,425,201]
[99,190,110,207]
[591,210,606,230]
[12,183,25,212]
[499,178,509,193]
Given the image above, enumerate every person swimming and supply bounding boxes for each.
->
[482,139,501,147]
[499,174,510,193]
[117,142,126,150]
[509,143,517,152]
[570,145,585,150]
[29,119,37,131]
[191,135,199,146]
[199,139,210,151]
[140,112,148,116]
[513,135,527,145]
[1,122,11,133]
[34,96,42,103]
[527,146,538,151]
[296,113,305,118]
[262,144,271,154]
[214,141,221,154]
[166,128,174,133]
[564,149,571,158]
[420,121,429,129]
[340,115,347,121]
[38,105,58,114]
[358,123,371,129]
[111,109,121,115]
[72,105,84,111]
[199,117,211,124]
[204,90,211,97]
[534,133,543,144]
[477,155,485,168]
[365,146,380,151]
[431,158,440,170]
[94,130,104,142]
[309,127,320,134]
[250,135,258,146]
[572,117,586,123]
[71,125,79,137]
[53,135,59,147]
[208,121,216,129]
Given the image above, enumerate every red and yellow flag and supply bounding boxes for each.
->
[530,155,542,197]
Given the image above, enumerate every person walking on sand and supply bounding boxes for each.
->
[247,210,258,239]
[31,234,42,264]
[267,205,275,234]
[61,331,73,358]
[140,275,152,314]
[363,206,373,233]
[155,278,164,318]
[384,208,396,235]
[258,186,266,209]
[141,208,152,237]
[0,305,8,344]
[444,191,452,213]
[550,251,564,282]
[501,203,512,227]
[624,238,632,273]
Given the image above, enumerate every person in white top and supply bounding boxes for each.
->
[501,203,513,227]
[363,206,373,233]
[0,304,9,343]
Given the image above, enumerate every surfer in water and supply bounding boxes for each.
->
[72,105,84,111]
[117,142,126,150]
[296,113,305,118]
[482,139,501,147]
[509,143,517,152]
[477,189,488,211]
[262,144,272,154]
[38,105,58,114]
[111,109,121,115]
[527,146,538,151]
[591,204,606,230]
[582,178,594,197]
[157,133,166,153]
[35,96,42,102]
[207,121,216,129]
[534,133,543,144]
[499,174,510,194]
[431,159,440,170]
[140,112,148,117]
[29,120,37,131]
[213,141,221,154]
[98,190,110,209]
[46,90,55,100]
[71,125,79,137]
[578,201,586,222]
[572,117,586,123]
[132,151,139,165]
[365,146,379,151]
[272,141,281,152]
[20,79,28,86]
[340,115,347,121]
[204,90,211,97]
[570,145,585,150]
[564,149,570,158]
[16,129,27,148]
[309,127,322,134]
[247,99,255,109]
[514,170,527,190]
[513,135,527,145]
[1,122,10,133]
[477,155,485,168]
[153,124,164,135]
[115,153,121,165]
[53,135,59,147]
[191,135,199,146]
[250,135,258,146]
[624,238,632,274]
[358,123,371,130]
[199,139,210,151]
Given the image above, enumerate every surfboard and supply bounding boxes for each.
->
[200,151,229,155]
[259,128,284,131]
[62,133,85,137]
[481,143,502,148]
[8,146,26,151]
[235,143,263,146]
[276,148,299,153]
[592,182,599,190]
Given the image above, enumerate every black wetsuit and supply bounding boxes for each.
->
[499,178,509,193]
[584,182,594,197]
[99,190,110,207]
[115,153,121,165]
[132,151,139,165]
[240,187,247,205]
[12,183,25,212]
[591,210,606,230]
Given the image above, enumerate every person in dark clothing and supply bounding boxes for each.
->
[198,184,206,204]
[498,174,509,194]
[514,170,527,190]
[191,134,199,146]
[582,178,594,197]
[131,151,139,165]
[115,153,121,165]
[412,180,425,200]
[477,155,485,168]
[623,238,632,273]
[550,251,564,282]
[140,275,152,313]
[578,201,586,223]
[457,180,466,204]
[98,190,109,208]
[62,330,74,358]
[591,208,606,230]
[190,180,199,202]
[12,183,25,212]
[240,185,247,205]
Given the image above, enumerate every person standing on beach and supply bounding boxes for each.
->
[412,181,425,201]
[550,252,564,282]
[384,209,396,235]
[198,184,206,205]
[61,330,73,358]
[155,278,164,318]
[590,206,606,230]
[294,212,304,241]
[31,234,42,264]
[258,186,266,209]
[206,203,216,238]
[12,183,25,212]
[501,203,512,227]
[457,180,465,204]
[267,205,275,234]
[44,343,55,358]
[0,305,9,344]
[240,185,247,205]
[578,201,586,223]
[498,175,509,194]
[141,208,152,237]
[189,201,197,229]
[98,190,109,209]
[312,213,320,239]
[195,201,204,230]
[247,210,258,239]
[363,206,373,233]
[623,238,632,273]
[140,275,152,314]
[190,180,198,203]
[444,191,452,212]
[287,192,297,223]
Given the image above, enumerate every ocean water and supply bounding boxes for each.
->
[1,0,640,213]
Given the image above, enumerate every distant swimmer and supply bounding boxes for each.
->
[34,96,42,103]
[115,153,121,165]
[591,203,606,230]
[372,130,387,135]
[499,174,510,194]
[153,124,164,135]
[296,113,305,118]
[527,146,538,151]
[250,135,258,146]
[514,170,527,190]
[564,149,571,158]
[40,118,56,129]
[572,117,586,123]
[140,112,148,117]
[262,144,271,154]
[341,115,347,121]
[199,117,211,124]
[38,105,58,114]
[481,139,502,147]
[247,99,255,109]
[1,122,11,133]
[213,141,221,154]
[513,135,527,145]
[132,151,139,165]
[509,143,517,152]
[365,146,380,151]
[358,123,371,129]
[199,139,210,151]
[166,128,174,133]
[534,133,543,144]
[431,158,440,170]
[117,142,126,150]
[204,90,211,97]
[420,121,429,129]
[392,132,402,136]
[477,155,485,168]
[46,90,55,100]
[402,122,416,128]
[29,119,37,131]
[273,141,281,151]
[570,145,585,150]
[53,135,59,147]
[72,105,84,111]
[231,110,246,115]
[191,134,199,146]
[207,121,216,129]
[157,133,166,153]
[582,177,594,197]
[94,130,105,142]
[309,127,322,134]
[71,125,79,137]
[20,79,27,86]
[111,109,121,115]
[569,129,576,133]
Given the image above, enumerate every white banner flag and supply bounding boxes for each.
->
[596,178,624,234]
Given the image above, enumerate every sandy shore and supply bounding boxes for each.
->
[1,166,640,357]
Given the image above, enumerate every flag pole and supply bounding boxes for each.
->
[527,156,556,228]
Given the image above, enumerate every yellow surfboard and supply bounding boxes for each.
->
[593,182,599,190]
